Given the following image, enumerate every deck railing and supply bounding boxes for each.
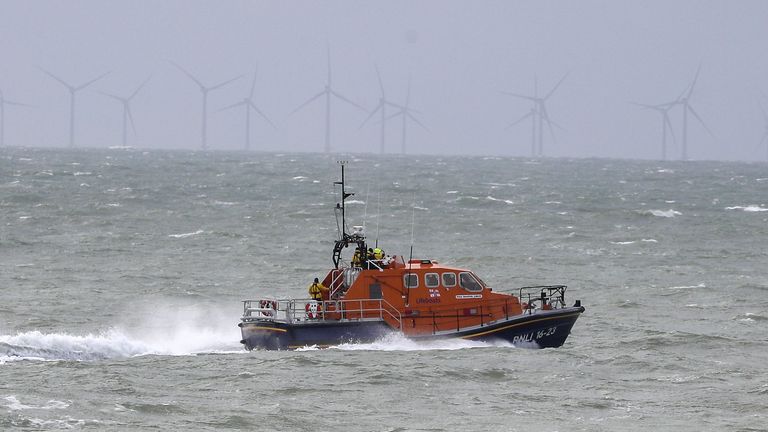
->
[242,297,402,329]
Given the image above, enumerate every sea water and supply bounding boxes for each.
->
[1,148,766,431]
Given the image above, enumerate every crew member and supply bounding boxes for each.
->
[352,248,362,267]
[308,277,328,301]
[373,247,384,260]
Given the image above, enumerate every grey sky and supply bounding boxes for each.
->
[1,1,767,160]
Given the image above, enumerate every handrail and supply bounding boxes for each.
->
[242,297,402,329]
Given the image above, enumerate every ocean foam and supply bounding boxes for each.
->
[329,332,516,352]
[168,229,204,238]
[646,209,682,218]
[0,308,243,362]
[725,205,768,212]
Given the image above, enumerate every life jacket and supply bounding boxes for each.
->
[309,283,323,300]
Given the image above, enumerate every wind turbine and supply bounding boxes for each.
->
[0,89,32,147]
[99,76,151,148]
[630,101,676,160]
[289,47,367,153]
[218,69,275,151]
[671,66,714,160]
[170,61,241,151]
[359,65,401,154]
[502,74,567,157]
[39,68,110,148]
[387,76,427,155]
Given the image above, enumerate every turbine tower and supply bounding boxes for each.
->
[0,89,32,147]
[387,76,427,155]
[631,101,676,160]
[290,47,367,153]
[359,65,400,154]
[672,66,713,160]
[170,61,241,151]
[99,77,151,148]
[502,74,567,157]
[219,69,275,151]
[40,68,109,148]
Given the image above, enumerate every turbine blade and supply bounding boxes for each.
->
[39,67,73,90]
[405,75,412,108]
[330,90,367,112]
[663,112,676,144]
[386,109,404,121]
[326,43,332,86]
[384,100,405,110]
[97,90,125,103]
[2,100,33,107]
[505,111,534,129]
[250,102,278,129]
[217,100,247,112]
[209,75,242,92]
[249,69,258,100]
[686,64,703,99]
[289,90,326,115]
[127,106,137,135]
[544,72,569,100]
[501,91,537,102]
[687,105,715,138]
[374,63,385,97]
[359,102,383,129]
[169,61,204,88]
[129,75,153,100]
[407,112,428,131]
[75,71,110,91]
[629,101,655,110]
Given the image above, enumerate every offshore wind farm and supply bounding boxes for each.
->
[1,2,768,160]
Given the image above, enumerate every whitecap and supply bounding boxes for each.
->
[610,241,635,245]
[641,239,658,243]
[646,209,681,218]
[2,396,70,411]
[725,205,768,212]
[486,196,514,204]
[168,229,204,238]
[344,199,365,205]
[667,283,706,290]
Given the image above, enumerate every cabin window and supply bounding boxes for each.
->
[459,272,483,292]
[441,272,457,288]
[369,283,382,299]
[404,273,419,289]
[425,273,439,288]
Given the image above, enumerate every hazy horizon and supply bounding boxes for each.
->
[2,1,768,162]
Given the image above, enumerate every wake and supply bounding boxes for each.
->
[0,323,243,363]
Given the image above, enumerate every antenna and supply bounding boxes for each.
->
[362,181,371,234]
[334,160,353,237]
[405,193,416,306]
[375,185,381,248]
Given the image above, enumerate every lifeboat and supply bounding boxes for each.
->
[239,163,585,350]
